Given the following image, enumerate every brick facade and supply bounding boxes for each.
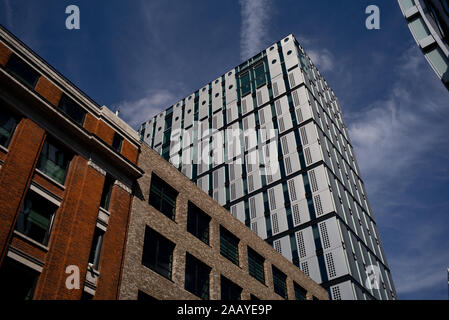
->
[0,27,142,300]
[119,144,329,301]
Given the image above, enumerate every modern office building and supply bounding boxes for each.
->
[139,34,397,300]
[119,143,328,300]
[0,25,327,301]
[398,0,449,90]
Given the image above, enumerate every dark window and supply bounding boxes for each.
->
[137,290,158,301]
[248,247,265,284]
[111,133,124,153]
[221,276,242,300]
[254,63,266,87]
[272,266,287,298]
[15,190,58,246]
[0,258,39,300]
[220,226,239,266]
[239,72,251,96]
[142,227,175,280]
[100,174,115,210]
[0,108,19,148]
[36,138,72,185]
[58,94,87,126]
[149,174,178,220]
[187,202,210,245]
[88,228,104,270]
[185,253,210,300]
[250,294,260,300]
[161,144,170,160]
[5,54,39,88]
[294,282,307,300]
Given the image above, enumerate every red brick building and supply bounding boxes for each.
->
[0,26,143,300]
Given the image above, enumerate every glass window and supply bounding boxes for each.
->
[294,282,307,300]
[425,47,449,77]
[220,226,239,266]
[15,190,58,246]
[149,174,178,220]
[248,247,265,284]
[399,0,416,11]
[221,276,242,300]
[0,258,39,300]
[88,228,104,270]
[5,54,39,88]
[187,202,211,245]
[100,174,115,211]
[272,266,287,298]
[141,227,175,280]
[254,63,266,87]
[112,133,123,153]
[58,94,87,126]
[185,253,211,300]
[240,72,251,97]
[36,139,72,185]
[0,108,19,148]
[409,17,430,41]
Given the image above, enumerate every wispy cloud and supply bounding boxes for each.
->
[347,45,449,196]
[119,89,178,129]
[239,0,271,60]
[296,35,335,72]
[2,0,13,28]
[307,48,335,72]
[346,44,449,297]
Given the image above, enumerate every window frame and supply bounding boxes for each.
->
[58,94,87,126]
[100,174,115,211]
[141,227,176,280]
[0,107,19,149]
[112,133,124,153]
[149,174,178,220]
[272,266,288,299]
[4,53,40,89]
[248,247,265,284]
[14,189,59,247]
[36,138,72,186]
[88,227,105,270]
[220,226,240,266]
[187,202,211,245]
[184,253,211,300]
[221,276,242,300]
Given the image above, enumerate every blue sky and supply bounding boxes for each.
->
[1,0,449,299]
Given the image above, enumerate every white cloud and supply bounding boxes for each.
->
[295,35,335,72]
[345,45,449,297]
[347,45,449,196]
[307,49,335,72]
[239,0,271,60]
[118,89,178,129]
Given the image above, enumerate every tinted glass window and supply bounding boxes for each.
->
[5,54,39,88]
[0,108,19,148]
[58,94,87,126]
[142,227,175,280]
[36,139,72,185]
[15,190,58,246]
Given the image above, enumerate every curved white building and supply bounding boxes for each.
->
[398,0,449,90]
